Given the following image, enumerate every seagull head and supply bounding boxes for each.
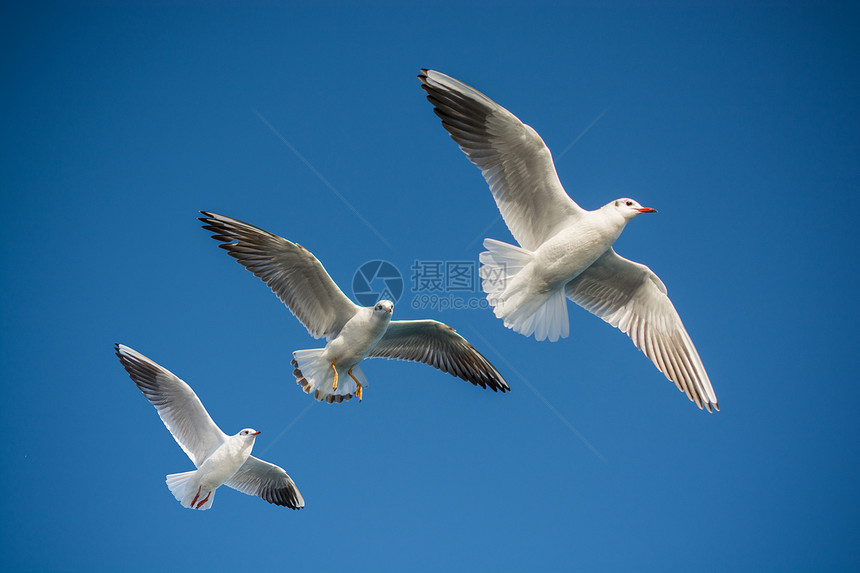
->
[613,198,657,220]
[238,428,261,441]
[373,300,394,317]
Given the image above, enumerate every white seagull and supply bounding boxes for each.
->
[419,69,718,412]
[199,211,510,404]
[115,344,305,510]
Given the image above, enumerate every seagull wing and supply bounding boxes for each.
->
[115,344,227,466]
[200,211,359,340]
[565,250,718,412]
[225,455,305,509]
[419,69,584,251]
[368,320,509,392]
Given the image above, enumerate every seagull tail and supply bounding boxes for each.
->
[165,470,216,510]
[479,238,570,342]
[291,349,357,404]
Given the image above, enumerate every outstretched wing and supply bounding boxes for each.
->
[565,250,718,412]
[368,320,509,392]
[225,456,305,510]
[419,69,584,251]
[115,344,227,466]
[200,211,359,340]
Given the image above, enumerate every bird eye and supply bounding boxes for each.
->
[626,201,633,206]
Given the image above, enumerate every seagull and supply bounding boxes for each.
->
[199,211,510,404]
[419,69,718,412]
[115,344,305,510]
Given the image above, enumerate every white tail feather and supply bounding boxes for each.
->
[479,238,532,304]
[166,470,195,503]
[165,470,215,510]
[479,238,570,342]
[291,349,362,404]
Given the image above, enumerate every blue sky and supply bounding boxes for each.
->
[2,2,859,571]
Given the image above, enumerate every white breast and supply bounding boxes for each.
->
[197,437,253,489]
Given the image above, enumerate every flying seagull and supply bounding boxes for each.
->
[199,211,510,403]
[419,69,718,412]
[115,344,305,510]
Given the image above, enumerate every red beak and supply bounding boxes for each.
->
[386,307,392,313]
[252,431,261,436]
[637,207,657,213]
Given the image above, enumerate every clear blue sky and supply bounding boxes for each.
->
[2,2,859,572]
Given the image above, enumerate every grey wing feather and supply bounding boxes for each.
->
[200,211,358,340]
[225,456,305,509]
[565,250,719,412]
[419,69,583,251]
[368,320,509,392]
[115,344,227,466]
